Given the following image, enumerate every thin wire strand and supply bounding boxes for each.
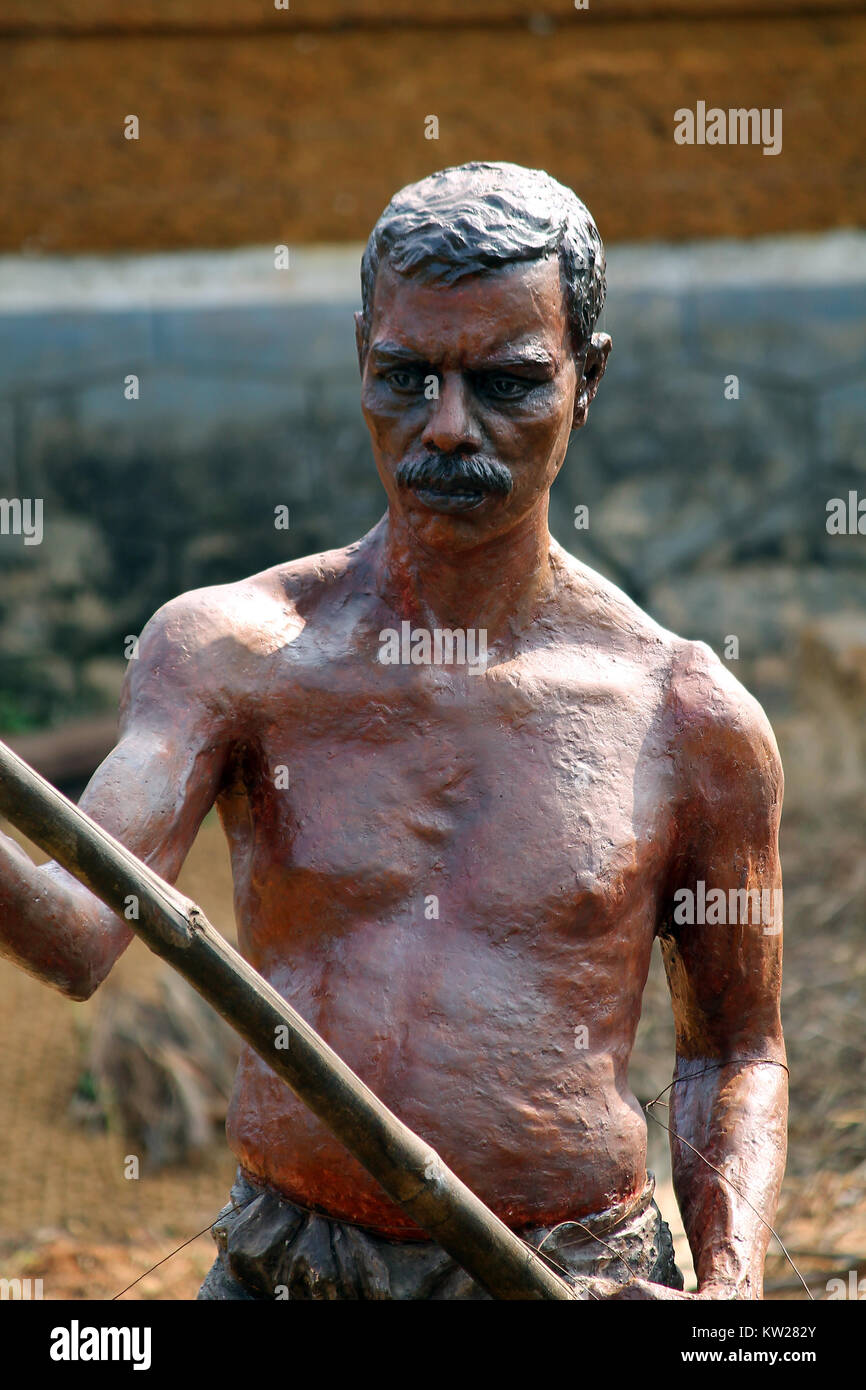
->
[645,1058,812,1300]
[112,1191,260,1300]
[527,1216,644,1293]
[647,1057,790,1110]
[113,1058,808,1301]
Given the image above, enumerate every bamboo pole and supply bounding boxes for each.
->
[0,739,576,1301]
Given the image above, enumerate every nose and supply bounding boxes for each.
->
[421,373,482,455]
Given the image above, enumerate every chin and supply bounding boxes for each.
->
[403,503,513,554]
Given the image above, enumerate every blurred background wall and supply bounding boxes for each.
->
[1,0,863,250]
[0,0,864,1299]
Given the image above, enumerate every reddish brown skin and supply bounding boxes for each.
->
[0,254,786,1298]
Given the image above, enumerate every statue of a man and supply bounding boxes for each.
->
[0,162,787,1300]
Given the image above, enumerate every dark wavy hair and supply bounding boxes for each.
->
[359,161,606,359]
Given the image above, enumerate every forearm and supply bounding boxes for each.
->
[670,1056,788,1298]
[0,830,129,999]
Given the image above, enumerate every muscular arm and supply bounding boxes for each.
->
[659,642,787,1300]
[0,592,229,1000]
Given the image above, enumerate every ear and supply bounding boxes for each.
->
[572,332,612,429]
[354,311,366,374]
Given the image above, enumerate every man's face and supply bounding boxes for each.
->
[358,254,590,552]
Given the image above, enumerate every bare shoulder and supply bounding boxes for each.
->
[127,541,361,711]
[551,541,782,806]
[133,570,288,676]
[551,540,680,673]
[666,635,784,814]
[148,541,360,645]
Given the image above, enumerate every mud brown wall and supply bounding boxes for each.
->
[1,1,863,252]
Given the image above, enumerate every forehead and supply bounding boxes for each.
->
[368,255,569,362]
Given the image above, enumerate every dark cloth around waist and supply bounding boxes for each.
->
[198,1168,684,1301]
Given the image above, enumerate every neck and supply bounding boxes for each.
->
[374,501,556,644]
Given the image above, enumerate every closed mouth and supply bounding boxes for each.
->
[410,481,489,513]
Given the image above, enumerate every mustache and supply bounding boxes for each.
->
[395,452,513,497]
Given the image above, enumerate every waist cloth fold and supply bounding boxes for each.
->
[198,1167,684,1300]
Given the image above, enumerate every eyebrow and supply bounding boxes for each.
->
[369,341,557,372]
[368,343,431,367]
[480,346,557,373]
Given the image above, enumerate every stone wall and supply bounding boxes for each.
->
[0,233,864,759]
[2,2,864,253]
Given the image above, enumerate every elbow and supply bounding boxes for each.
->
[55,948,110,1002]
[63,974,99,1003]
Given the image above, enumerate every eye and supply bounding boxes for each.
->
[385,368,422,393]
[481,376,533,401]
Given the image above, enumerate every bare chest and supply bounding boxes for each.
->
[219,650,675,941]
